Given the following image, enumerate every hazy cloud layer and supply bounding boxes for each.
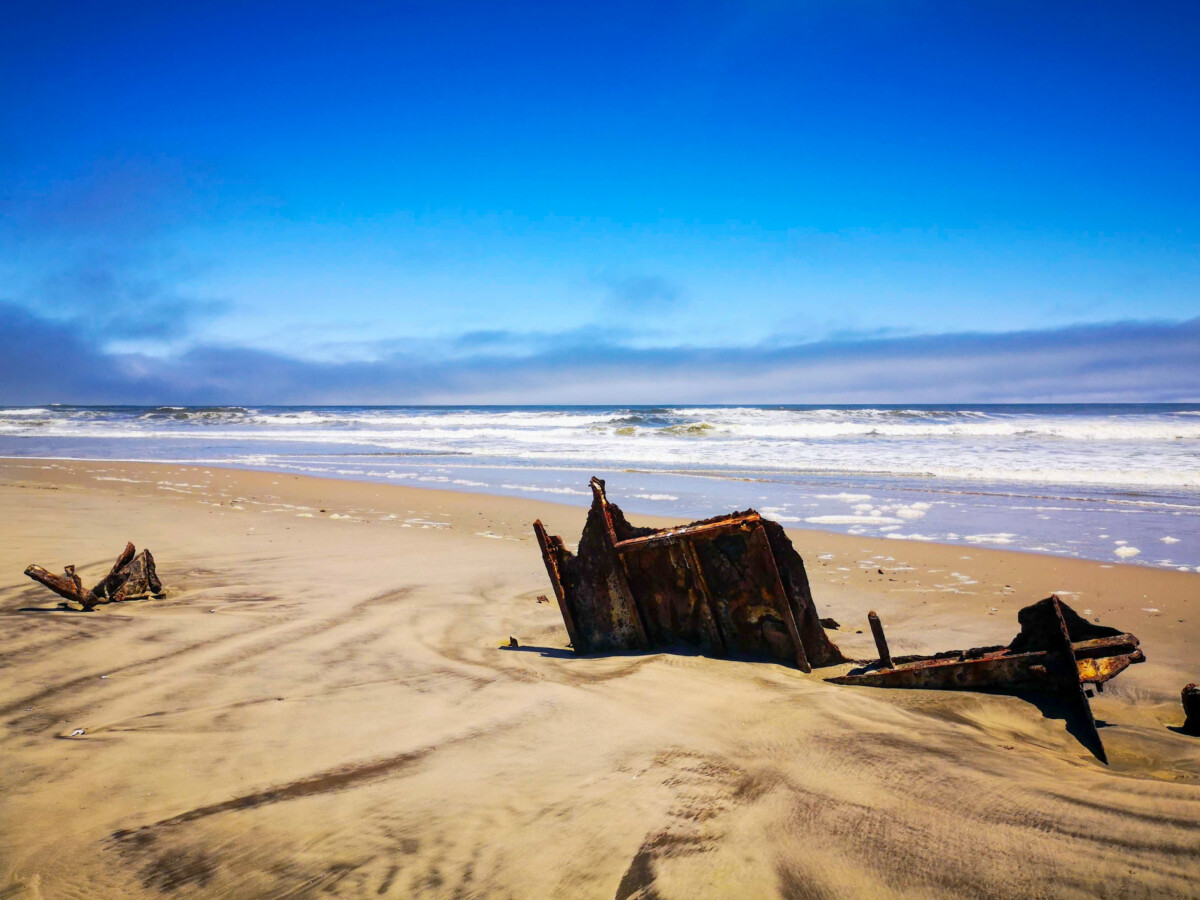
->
[1,303,1195,405]
[3,158,242,347]
[34,259,229,339]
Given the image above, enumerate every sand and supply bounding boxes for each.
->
[0,458,1197,899]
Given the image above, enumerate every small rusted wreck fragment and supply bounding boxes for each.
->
[533,478,844,671]
[25,542,162,610]
[828,596,1144,762]
[1181,684,1200,737]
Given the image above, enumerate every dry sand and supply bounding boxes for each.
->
[0,458,1197,899]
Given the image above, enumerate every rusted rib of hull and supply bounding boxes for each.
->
[828,596,1144,762]
[533,478,844,671]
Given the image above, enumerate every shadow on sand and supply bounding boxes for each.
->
[499,644,576,659]
[998,688,1111,763]
[17,604,94,614]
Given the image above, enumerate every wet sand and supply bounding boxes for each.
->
[0,459,1197,898]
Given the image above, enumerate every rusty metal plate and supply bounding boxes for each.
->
[687,523,808,669]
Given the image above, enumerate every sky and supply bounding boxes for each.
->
[1,0,1198,404]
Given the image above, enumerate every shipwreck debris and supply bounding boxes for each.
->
[24,542,162,610]
[532,478,844,671]
[867,610,893,670]
[1181,684,1200,737]
[828,596,1145,762]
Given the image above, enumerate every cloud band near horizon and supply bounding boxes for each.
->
[1,303,1195,406]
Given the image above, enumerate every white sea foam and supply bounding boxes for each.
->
[1114,546,1141,558]
[805,515,905,525]
[963,533,1017,545]
[761,510,803,522]
[499,484,589,496]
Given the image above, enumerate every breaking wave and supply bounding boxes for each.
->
[0,404,1197,490]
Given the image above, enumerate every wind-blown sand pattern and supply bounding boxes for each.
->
[1,460,1197,898]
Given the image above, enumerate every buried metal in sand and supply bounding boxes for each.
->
[533,478,845,671]
[828,596,1145,762]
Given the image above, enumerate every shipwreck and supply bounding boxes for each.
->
[830,596,1145,762]
[533,479,1151,762]
[533,478,845,671]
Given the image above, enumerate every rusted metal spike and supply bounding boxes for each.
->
[1049,596,1107,764]
[867,611,893,669]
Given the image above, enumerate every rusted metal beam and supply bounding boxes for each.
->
[24,564,99,609]
[867,611,892,670]
[613,514,763,551]
[756,524,811,673]
[533,520,579,651]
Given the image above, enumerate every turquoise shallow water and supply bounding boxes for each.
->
[1,403,1197,569]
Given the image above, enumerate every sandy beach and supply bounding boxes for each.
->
[1,458,1197,898]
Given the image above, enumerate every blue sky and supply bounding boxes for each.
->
[1,1,1198,402]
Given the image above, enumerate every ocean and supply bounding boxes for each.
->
[2,403,1197,570]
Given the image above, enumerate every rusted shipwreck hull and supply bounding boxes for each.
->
[829,596,1144,761]
[533,478,844,672]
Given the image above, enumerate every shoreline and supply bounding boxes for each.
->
[2,454,1195,572]
[2,456,1198,897]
